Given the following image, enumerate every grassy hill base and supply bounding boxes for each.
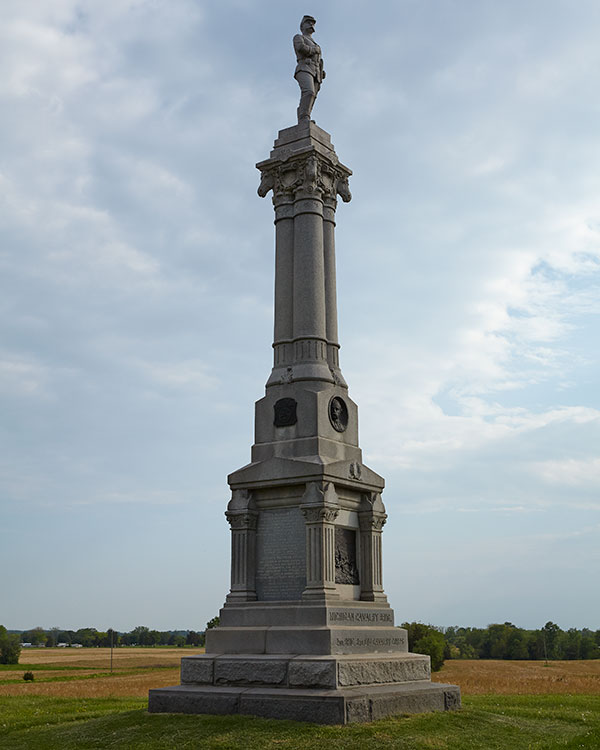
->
[1,694,599,750]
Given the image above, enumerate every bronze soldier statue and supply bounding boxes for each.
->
[293,15,325,122]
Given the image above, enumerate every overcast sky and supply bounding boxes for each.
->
[2,0,599,634]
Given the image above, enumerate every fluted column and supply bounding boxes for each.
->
[273,198,295,359]
[358,492,388,602]
[300,481,340,601]
[323,197,338,348]
[225,490,258,602]
[293,196,326,341]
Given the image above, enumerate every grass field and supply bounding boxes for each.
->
[1,649,599,749]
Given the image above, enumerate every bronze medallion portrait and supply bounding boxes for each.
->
[328,396,348,432]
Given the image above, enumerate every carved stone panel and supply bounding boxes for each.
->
[335,527,359,585]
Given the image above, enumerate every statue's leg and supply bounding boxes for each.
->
[296,72,316,122]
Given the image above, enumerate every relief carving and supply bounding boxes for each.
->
[335,527,360,585]
[257,154,351,203]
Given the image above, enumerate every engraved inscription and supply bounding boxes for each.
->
[274,397,297,427]
[335,636,406,648]
[329,609,394,625]
[335,527,359,584]
[255,508,306,600]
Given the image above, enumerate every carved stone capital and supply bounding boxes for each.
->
[257,152,351,204]
[358,513,387,532]
[300,480,340,525]
[225,511,258,530]
[301,506,339,524]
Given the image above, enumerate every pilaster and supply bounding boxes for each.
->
[300,481,340,601]
[225,490,258,602]
[358,492,388,603]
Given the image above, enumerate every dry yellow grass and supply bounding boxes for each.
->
[0,647,200,698]
[432,659,600,695]
[18,647,187,670]
[5,650,600,698]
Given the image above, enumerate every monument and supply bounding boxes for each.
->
[149,17,461,724]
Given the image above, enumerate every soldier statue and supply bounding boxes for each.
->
[293,15,325,122]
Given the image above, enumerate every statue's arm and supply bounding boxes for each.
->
[293,34,316,59]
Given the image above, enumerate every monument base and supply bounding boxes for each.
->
[148,652,461,724]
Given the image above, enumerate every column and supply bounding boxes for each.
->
[358,493,388,602]
[292,197,326,342]
[300,482,340,601]
[225,490,258,602]
[273,197,294,367]
[323,197,339,351]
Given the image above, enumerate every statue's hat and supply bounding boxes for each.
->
[301,15,316,25]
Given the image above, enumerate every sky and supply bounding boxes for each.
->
[1,0,599,634]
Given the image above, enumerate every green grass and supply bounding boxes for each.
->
[1,695,599,749]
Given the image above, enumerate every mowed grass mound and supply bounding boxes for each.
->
[1,652,600,749]
[1,695,600,749]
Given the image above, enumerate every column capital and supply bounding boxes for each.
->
[257,142,351,205]
[299,481,340,524]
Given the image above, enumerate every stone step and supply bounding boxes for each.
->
[206,626,408,655]
[148,681,461,724]
[181,652,430,690]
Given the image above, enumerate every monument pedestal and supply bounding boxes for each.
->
[148,122,461,723]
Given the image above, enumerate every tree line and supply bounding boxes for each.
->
[0,618,220,664]
[403,621,600,672]
[4,619,599,669]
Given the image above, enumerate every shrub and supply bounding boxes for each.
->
[0,625,21,665]
[23,672,34,682]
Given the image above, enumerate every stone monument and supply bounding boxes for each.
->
[149,17,461,724]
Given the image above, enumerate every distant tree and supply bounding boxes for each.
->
[186,630,203,647]
[0,625,22,664]
[542,621,562,660]
[57,631,72,645]
[173,635,186,647]
[73,628,98,648]
[22,627,47,647]
[401,622,446,672]
[131,626,151,646]
[149,630,162,647]
[206,617,220,631]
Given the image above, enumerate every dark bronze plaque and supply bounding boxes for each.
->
[335,527,359,585]
[274,397,297,427]
[329,396,348,432]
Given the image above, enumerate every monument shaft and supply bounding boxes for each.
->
[149,19,460,723]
